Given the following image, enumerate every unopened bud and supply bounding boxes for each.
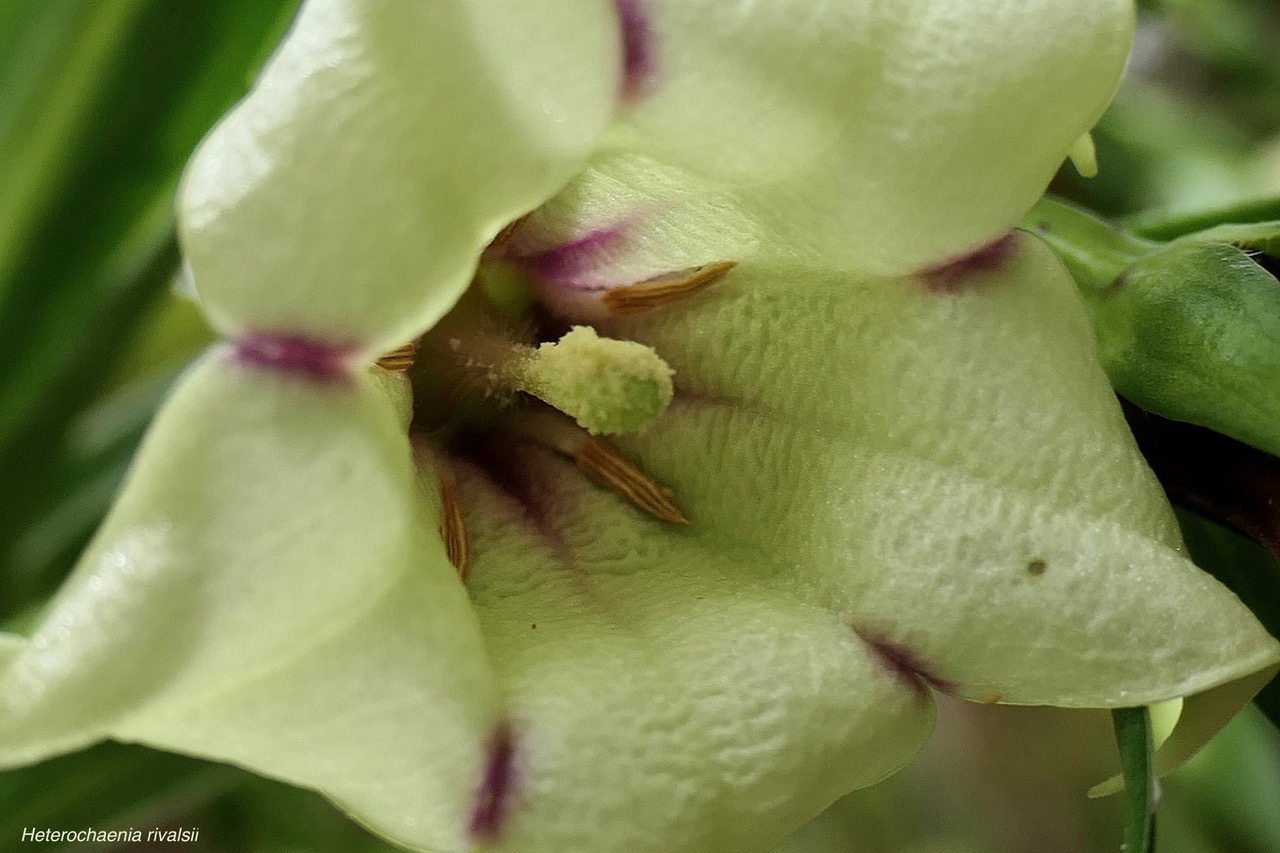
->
[1084,241,1280,458]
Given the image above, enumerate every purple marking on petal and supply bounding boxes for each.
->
[852,625,955,697]
[920,231,1020,292]
[615,0,656,101]
[234,332,355,380]
[469,720,519,841]
[514,222,633,289]
[451,431,569,546]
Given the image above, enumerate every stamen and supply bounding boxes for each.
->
[509,409,689,525]
[438,471,470,579]
[602,260,736,316]
[376,339,419,372]
[575,437,689,524]
[483,214,531,261]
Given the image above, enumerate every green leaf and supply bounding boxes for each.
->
[1112,706,1156,853]
[0,741,405,853]
[1126,195,1280,241]
[1165,707,1280,853]
[2,289,213,616]
[0,742,240,843]
[0,0,300,603]
[1173,220,1280,256]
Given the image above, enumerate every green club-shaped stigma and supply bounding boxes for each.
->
[520,326,673,435]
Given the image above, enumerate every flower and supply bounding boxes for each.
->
[2,1,1277,852]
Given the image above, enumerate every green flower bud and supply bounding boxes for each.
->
[1088,241,1280,458]
[1031,197,1280,458]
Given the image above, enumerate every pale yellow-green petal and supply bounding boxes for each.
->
[0,354,500,853]
[180,0,620,353]
[452,449,935,853]
[592,234,1278,710]
[606,0,1132,275]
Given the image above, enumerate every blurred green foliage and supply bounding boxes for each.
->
[1057,0,1280,217]
[0,0,293,616]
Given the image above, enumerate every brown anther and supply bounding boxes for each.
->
[377,339,419,372]
[438,471,470,579]
[485,214,531,259]
[573,436,689,524]
[602,260,737,316]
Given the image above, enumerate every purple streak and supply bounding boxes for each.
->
[234,332,355,380]
[920,231,1019,292]
[615,0,657,100]
[852,625,956,697]
[513,221,633,289]
[469,720,519,840]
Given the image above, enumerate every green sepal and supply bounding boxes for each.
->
[1089,241,1280,459]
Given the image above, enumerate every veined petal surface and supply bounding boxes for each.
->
[180,0,621,353]
[603,0,1133,275]
[455,441,935,852]
[0,355,499,853]
[589,234,1279,709]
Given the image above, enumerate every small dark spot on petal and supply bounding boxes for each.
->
[1034,221,1052,233]
[1027,558,1048,577]
[469,720,519,841]
[530,623,537,630]
[920,232,1019,292]
[234,332,354,380]
[852,625,956,696]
